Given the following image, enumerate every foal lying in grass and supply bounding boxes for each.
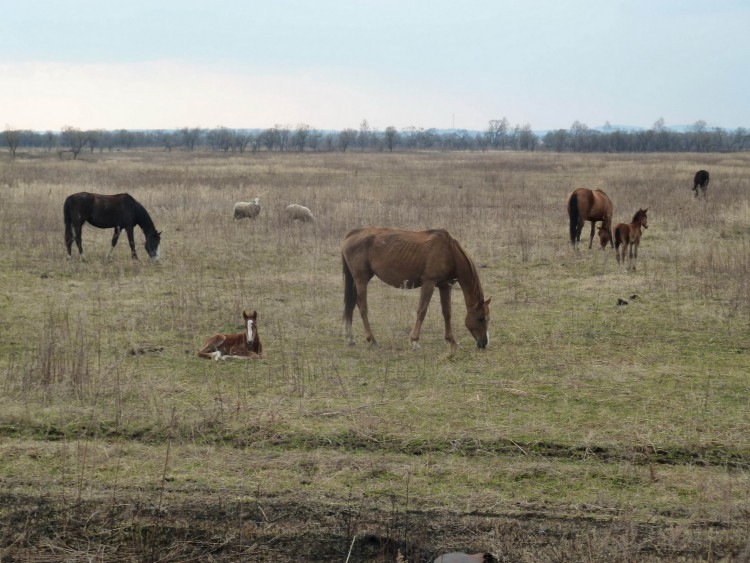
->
[198,310,264,360]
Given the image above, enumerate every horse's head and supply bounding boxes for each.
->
[145,231,161,261]
[638,208,648,229]
[596,225,611,249]
[465,297,491,349]
[242,310,258,343]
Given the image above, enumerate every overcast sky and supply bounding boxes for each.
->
[1,0,748,132]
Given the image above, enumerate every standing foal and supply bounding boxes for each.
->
[613,208,649,270]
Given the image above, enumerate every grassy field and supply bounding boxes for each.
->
[0,149,748,561]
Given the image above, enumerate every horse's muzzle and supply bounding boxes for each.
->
[476,337,488,349]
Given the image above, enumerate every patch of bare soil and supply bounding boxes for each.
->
[1,489,748,562]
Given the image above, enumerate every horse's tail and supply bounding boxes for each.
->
[63,196,73,248]
[342,254,357,324]
[614,225,623,249]
[567,192,579,245]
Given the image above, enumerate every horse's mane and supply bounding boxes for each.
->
[451,237,484,301]
[131,197,157,234]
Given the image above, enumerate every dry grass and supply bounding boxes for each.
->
[0,149,748,560]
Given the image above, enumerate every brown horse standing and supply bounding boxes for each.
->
[567,188,614,250]
[341,227,491,351]
[614,208,649,270]
[693,170,710,198]
[197,310,264,360]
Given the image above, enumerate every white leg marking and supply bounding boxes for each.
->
[210,351,222,361]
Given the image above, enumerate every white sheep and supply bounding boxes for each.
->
[285,204,315,223]
[233,198,262,220]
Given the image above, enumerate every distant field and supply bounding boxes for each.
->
[0,150,748,561]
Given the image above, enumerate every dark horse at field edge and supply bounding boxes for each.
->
[567,188,614,250]
[341,227,491,351]
[693,169,710,198]
[64,192,161,260]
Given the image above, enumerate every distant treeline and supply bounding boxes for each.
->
[3,120,749,158]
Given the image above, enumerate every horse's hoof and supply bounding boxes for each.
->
[411,341,421,350]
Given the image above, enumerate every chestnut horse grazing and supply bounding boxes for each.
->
[693,169,710,198]
[64,192,161,260]
[341,227,491,351]
[198,310,264,360]
[567,188,614,250]
[614,208,649,270]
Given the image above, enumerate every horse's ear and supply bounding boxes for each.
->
[242,310,249,319]
[479,297,492,308]
[251,310,258,319]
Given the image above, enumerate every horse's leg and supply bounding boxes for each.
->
[354,279,377,346]
[107,227,121,259]
[574,219,585,251]
[588,221,596,249]
[438,284,457,352]
[198,335,227,360]
[65,221,74,258]
[125,227,138,259]
[74,223,84,259]
[631,240,639,270]
[410,282,436,349]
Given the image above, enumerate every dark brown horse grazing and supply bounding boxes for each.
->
[567,188,614,250]
[342,227,491,351]
[614,208,649,270]
[198,310,264,360]
[693,169,710,198]
[64,192,161,260]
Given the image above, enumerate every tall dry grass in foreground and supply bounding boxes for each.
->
[0,150,748,561]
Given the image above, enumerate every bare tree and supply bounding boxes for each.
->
[338,128,357,152]
[487,118,510,149]
[44,131,56,152]
[292,123,311,152]
[180,127,202,151]
[3,128,21,157]
[383,126,399,152]
[60,126,88,159]
[358,119,370,151]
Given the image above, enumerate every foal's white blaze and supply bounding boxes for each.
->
[246,319,254,342]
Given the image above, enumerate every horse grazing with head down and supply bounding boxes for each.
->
[341,227,491,351]
[64,192,161,260]
[567,188,614,250]
[614,208,649,270]
[693,170,709,198]
[198,310,264,360]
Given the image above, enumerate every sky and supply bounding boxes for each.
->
[1,0,749,132]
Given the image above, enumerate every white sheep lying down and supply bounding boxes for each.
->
[233,198,261,220]
[285,204,315,222]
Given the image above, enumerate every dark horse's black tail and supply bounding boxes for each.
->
[342,254,357,323]
[63,195,74,251]
[567,192,579,245]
